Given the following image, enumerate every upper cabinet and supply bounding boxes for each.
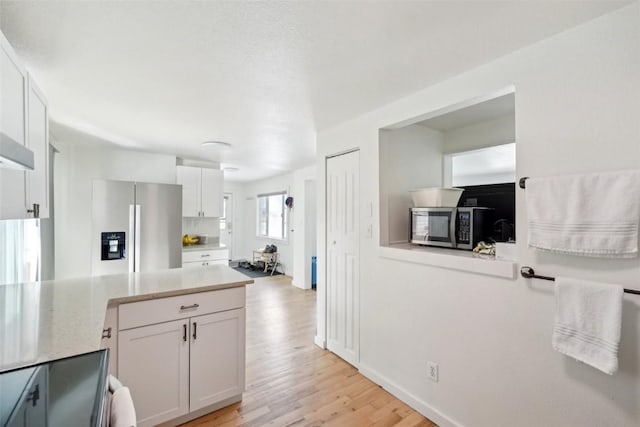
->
[176,166,222,218]
[0,31,26,145]
[0,30,50,220]
[0,30,29,219]
[27,77,50,219]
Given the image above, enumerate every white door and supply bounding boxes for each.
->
[118,320,190,427]
[201,168,223,217]
[176,166,201,217]
[189,309,245,411]
[220,193,233,259]
[326,150,360,366]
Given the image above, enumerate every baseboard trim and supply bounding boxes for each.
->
[314,335,326,349]
[359,364,463,427]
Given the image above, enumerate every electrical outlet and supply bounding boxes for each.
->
[427,361,439,382]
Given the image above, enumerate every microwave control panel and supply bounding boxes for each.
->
[457,211,471,244]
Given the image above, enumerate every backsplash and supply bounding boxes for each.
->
[182,218,220,241]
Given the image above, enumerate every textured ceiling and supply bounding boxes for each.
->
[0,1,629,181]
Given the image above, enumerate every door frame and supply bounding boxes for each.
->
[322,148,360,366]
[221,192,233,260]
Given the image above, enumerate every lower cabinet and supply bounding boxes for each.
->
[117,308,245,427]
[190,309,245,411]
[118,320,190,427]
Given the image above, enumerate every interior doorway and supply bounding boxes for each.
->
[304,179,317,289]
[220,193,233,260]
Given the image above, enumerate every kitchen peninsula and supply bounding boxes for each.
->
[0,266,253,426]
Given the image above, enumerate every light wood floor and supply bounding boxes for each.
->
[182,275,436,427]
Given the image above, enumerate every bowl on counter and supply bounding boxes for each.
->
[409,187,464,207]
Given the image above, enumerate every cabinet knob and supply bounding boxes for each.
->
[101,327,112,339]
[27,203,40,218]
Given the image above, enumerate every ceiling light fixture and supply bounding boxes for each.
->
[201,140,232,148]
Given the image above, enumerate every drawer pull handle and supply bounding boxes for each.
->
[183,324,187,342]
[200,254,211,257]
[180,303,200,311]
[192,322,197,340]
[102,327,112,339]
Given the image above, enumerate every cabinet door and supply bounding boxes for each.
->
[200,168,223,217]
[190,308,245,411]
[26,76,49,218]
[118,320,189,427]
[176,166,201,217]
[0,31,28,219]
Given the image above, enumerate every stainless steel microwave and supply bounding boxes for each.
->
[410,207,492,250]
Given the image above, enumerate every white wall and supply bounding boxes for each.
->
[54,141,176,279]
[379,125,444,245]
[442,113,515,154]
[316,4,640,427]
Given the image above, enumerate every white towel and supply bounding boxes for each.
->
[552,277,623,375]
[526,170,640,258]
[110,386,137,427]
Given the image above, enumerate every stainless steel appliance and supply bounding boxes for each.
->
[410,207,492,250]
[0,350,109,427]
[91,180,182,276]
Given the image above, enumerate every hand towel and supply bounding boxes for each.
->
[553,277,623,374]
[526,170,640,258]
[110,386,137,427]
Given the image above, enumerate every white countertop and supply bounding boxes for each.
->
[0,266,252,372]
[182,243,227,252]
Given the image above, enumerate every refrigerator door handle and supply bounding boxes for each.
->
[134,204,141,272]
[128,205,136,273]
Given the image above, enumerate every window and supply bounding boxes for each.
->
[257,192,287,240]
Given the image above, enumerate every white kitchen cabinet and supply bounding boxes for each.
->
[201,168,223,217]
[26,76,49,219]
[0,30,50,220]
[118,319,190,427]
[176,165,223,217]
[190,309,245,411]
[176,165,201,217]
[182,248,229,268]
[0,30,28,219]
[116,287,245,426]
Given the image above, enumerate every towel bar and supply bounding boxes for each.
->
[520,266,640,295]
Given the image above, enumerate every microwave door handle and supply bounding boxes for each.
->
[450,209,457,247]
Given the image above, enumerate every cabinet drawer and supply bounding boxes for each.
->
[118,287,245,331]
[183,260,229,268]
[183,249,228,263]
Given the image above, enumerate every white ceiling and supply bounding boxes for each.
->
[0,1,629,181]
